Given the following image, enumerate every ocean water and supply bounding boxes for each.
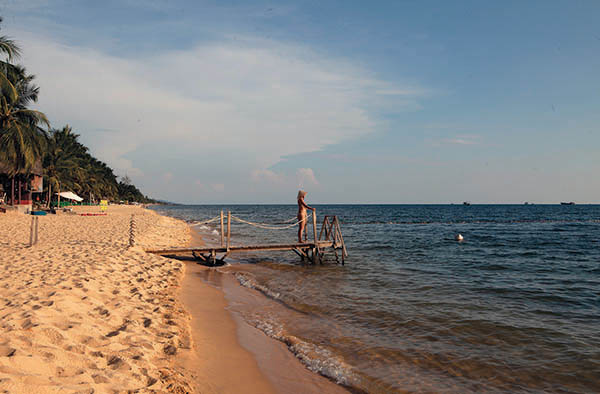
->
[150,204,600,393]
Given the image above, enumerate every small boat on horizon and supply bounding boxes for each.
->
[463,201,471,206]
[560,202,575,205]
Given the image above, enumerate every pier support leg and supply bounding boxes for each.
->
[192,251,207,263]
[220,211,224,247]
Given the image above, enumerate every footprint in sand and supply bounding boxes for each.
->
[107,355,129,370]
[21,319,36,330]
[92,374,110,383]
[54,321,76,331]
[41,351,55,361]
[0,346,16,357]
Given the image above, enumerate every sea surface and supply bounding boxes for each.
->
[150,204,600,393]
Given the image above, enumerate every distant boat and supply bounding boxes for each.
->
[524,202,529,205]
[463,201,471,206]
[560,202,575,205]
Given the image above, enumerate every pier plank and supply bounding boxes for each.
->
[146,241,334,256]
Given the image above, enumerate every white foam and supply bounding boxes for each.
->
[235,272,281,300]
[233,272,355,387]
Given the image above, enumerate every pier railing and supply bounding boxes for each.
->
[146,209,348,266]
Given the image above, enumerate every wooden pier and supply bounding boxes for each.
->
[145,211,348,266]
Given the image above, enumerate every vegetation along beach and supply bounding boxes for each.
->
[1,2,599,393]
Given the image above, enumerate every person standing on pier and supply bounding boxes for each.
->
[297,190,315,242]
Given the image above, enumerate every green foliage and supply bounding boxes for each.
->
[0,20,155,204]
[43,126,153,203]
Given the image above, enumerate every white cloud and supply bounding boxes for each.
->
[296,168,318,186]
[15,30,425,184]
[374,88,427,96]
[251,169,283,183]
[431,135,481,146]
[445,138,478,145]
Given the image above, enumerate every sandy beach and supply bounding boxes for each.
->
[0,205,193,392]
[0,205,347,393]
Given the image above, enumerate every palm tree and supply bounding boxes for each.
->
[43,126,81,207]
[0,71,49,172]
[0,17,21,62]
[0,21,48,205]
[0,73,49,204]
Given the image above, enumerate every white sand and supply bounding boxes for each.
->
[0,205,192,393]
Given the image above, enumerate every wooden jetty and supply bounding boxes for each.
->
[146,211,348,266]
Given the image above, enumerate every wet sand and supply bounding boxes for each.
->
[177,226,349,393]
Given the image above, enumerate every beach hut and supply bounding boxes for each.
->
[0,159,43,211]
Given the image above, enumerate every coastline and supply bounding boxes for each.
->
[0,204,348,392]
[175,220,349,393]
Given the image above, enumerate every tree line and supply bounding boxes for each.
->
[0,19,153,205]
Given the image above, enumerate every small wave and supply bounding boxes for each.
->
[235,272,281,300]
[233,272,358,387]
[246,316,356,386]
[284,335,355,386]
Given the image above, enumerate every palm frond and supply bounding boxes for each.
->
[0,35,21,60]
[0,71,18,104]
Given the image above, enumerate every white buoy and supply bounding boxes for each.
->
[455,234,464,241]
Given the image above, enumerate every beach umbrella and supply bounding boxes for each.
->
[56,191,83,202]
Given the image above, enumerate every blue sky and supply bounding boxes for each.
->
[2,0,599,203]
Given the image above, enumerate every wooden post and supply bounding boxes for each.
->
[29,216,35,246]
[47,181,51,208]
[10,177,14,206]
[35,216,39,245]
[226,211,231,251]
[333,217,347,264]
[129,214,136,247]
[220,210,224,247]
[18,178,21,205]
[318,216,328,241]
[28,216,39,247]
[312,209,319,264]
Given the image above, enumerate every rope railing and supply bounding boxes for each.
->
[149,215,221,229]
[230,212,312,230]
[147,209,346,266]
[189,215,222,226]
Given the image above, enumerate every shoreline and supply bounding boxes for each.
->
[0,205,348,393]
[174,220,349,393]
